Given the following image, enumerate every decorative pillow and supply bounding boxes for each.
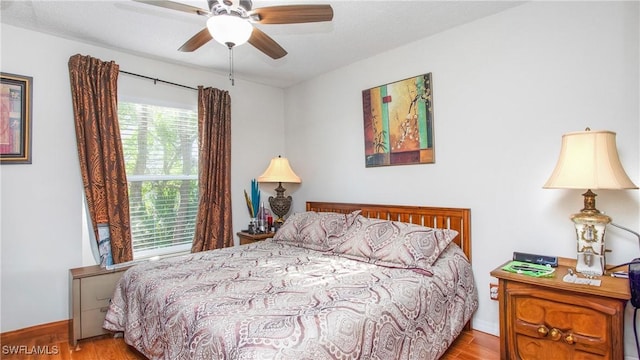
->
[272,210,362,251]
[331,216,458,270]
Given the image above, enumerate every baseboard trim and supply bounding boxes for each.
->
[471,318,499,337]
[1,320,69,345]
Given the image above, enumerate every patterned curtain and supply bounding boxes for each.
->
[68,54,133,264]
[191,86,233,252]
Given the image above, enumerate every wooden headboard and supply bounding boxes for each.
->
[306,201,472,263]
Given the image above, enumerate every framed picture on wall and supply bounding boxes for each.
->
[1,72,33,164]
[362,73,434,167]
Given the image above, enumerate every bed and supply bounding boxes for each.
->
[104,201,478,360]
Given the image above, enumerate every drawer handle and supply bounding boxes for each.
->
[550,328,562,341]
[100,306,110,313]
[537,325,549,337]
[564,333,575,345]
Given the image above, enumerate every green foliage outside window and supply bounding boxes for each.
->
[118,102,198,256]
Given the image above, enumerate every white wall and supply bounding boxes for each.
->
[284,2,640,358]
[0,24,285,332]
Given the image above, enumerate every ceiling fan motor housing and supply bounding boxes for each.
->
[208,0,253,14]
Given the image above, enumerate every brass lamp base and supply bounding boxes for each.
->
[572,189,611,276]
[268,182,292,224]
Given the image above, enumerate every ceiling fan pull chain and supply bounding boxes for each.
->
[227,43,235,86]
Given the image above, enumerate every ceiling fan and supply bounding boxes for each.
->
[135,0,334,59]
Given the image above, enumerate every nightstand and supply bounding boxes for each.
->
[237,231,275,245]
[69,264,131,347]
[490,258,630,359]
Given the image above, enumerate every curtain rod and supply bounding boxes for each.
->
[119,70,198,91]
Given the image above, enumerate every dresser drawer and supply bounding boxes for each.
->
[80,272,123,311]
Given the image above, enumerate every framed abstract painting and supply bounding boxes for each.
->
[362,73,434,167]
[1,72,32,164]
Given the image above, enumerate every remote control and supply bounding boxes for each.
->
[513,252,558,267]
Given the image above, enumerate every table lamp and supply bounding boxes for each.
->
[257,156,301,224]
[544,128,637,276]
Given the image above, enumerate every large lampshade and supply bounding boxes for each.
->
[544,128,637,276]
[544,130,637,190]
[258,156,301,224]
[206,15,253,47]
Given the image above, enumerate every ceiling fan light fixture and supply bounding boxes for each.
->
[207,14,253,47]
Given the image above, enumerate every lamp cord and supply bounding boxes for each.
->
[610,222,640,252]
[607,223,640,270]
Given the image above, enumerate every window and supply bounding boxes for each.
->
[118,102,198,259]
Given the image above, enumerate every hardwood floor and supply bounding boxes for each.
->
[1,329,499,359]
[442,330,501,359]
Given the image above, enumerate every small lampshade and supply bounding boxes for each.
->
[543,129,637,190]
[257,156,301,184]
[206,15,253,47]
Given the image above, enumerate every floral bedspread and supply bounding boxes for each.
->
[104,241,478,360]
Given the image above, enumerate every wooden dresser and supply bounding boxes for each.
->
[491,258,630,360]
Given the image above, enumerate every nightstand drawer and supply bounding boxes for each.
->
[80,308,111,338]
[80,272,123,310]
[509,282,611,357]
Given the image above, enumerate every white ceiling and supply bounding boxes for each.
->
[1,0,524,88]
